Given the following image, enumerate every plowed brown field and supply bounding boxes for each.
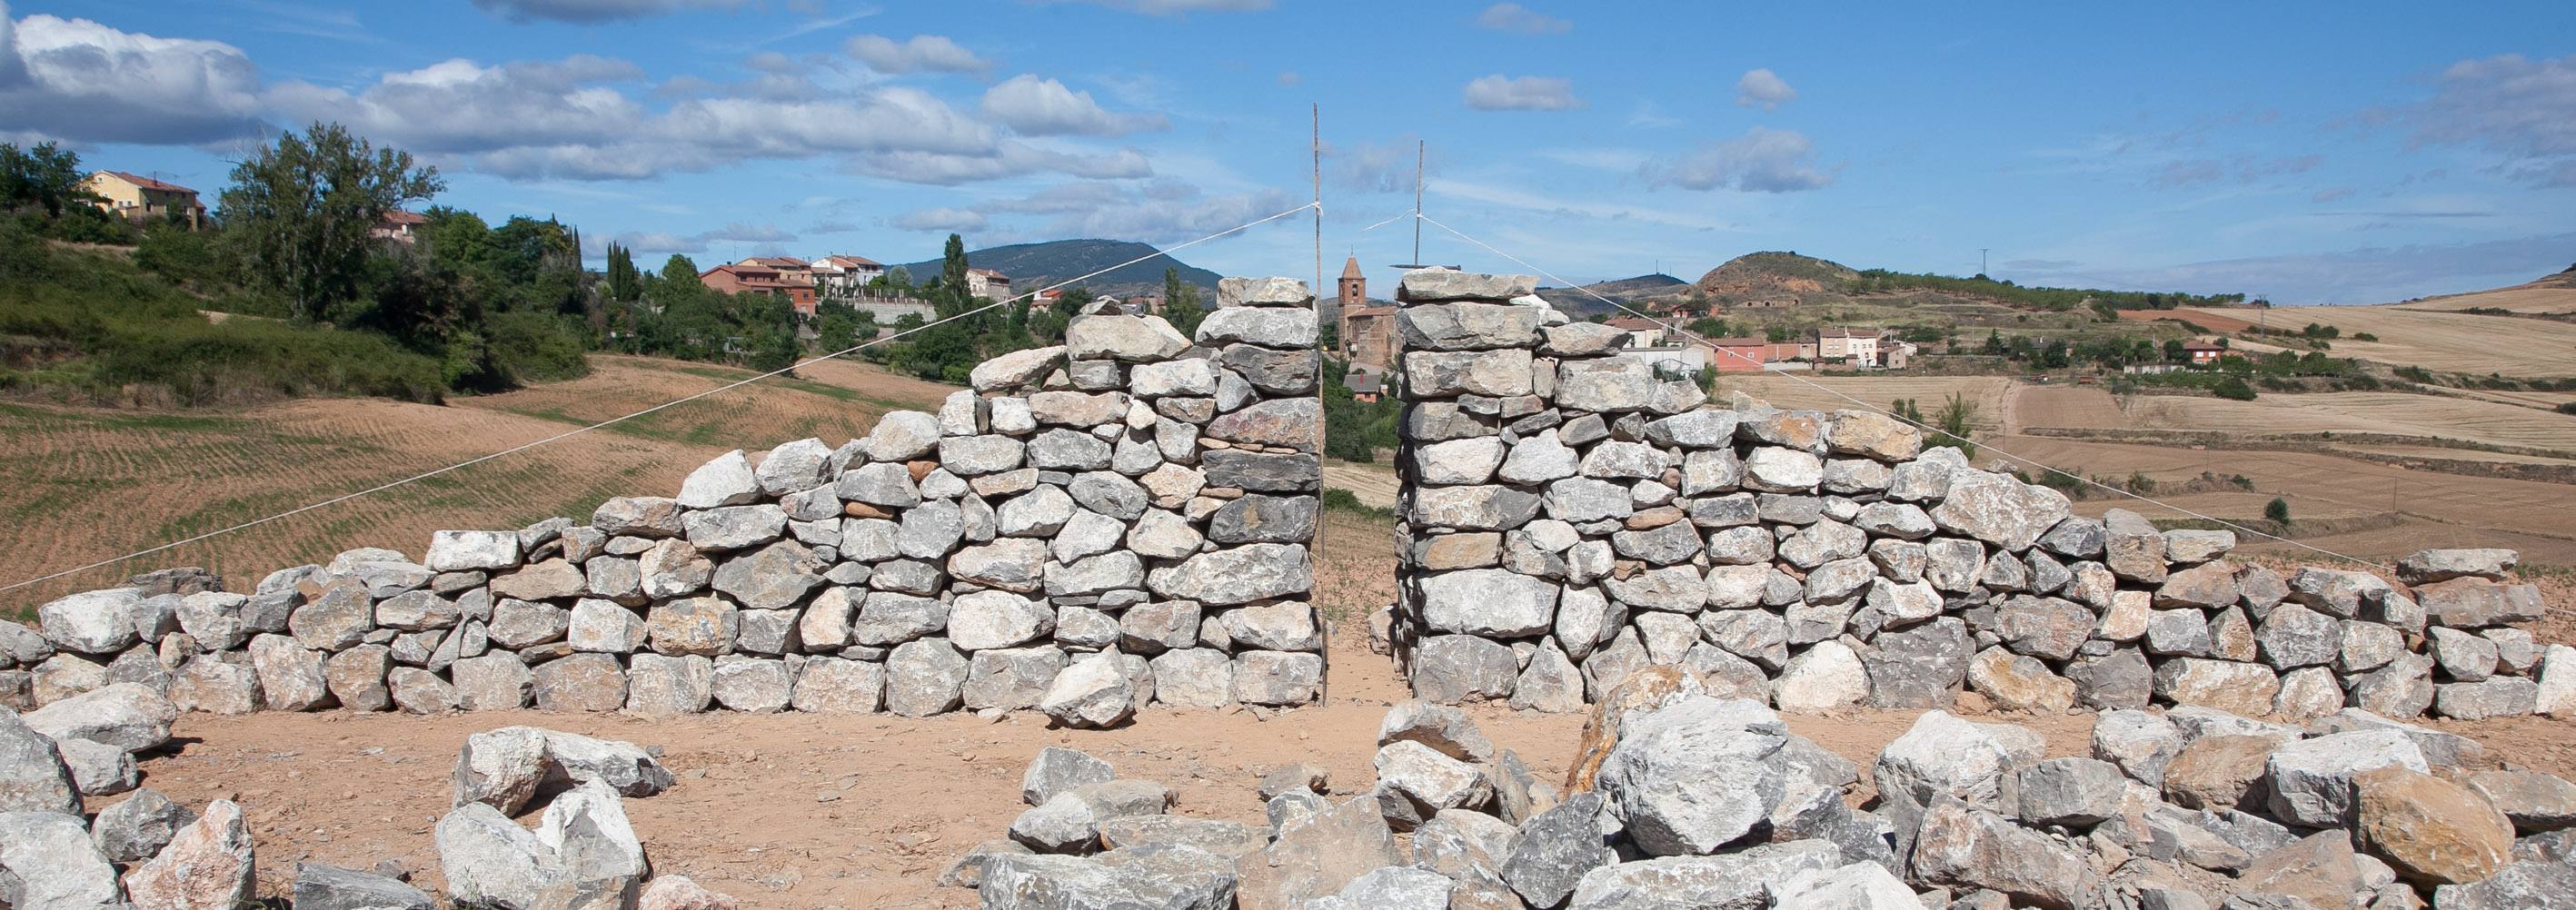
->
[1,355,957,611]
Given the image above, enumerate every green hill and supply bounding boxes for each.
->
[895,239,1220,299]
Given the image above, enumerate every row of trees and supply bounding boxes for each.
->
[1849,269,2255,313]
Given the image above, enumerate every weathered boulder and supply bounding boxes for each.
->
[121,797,256,910]
[2354,765,2513,886]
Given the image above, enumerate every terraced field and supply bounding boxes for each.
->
[0,355,958,611]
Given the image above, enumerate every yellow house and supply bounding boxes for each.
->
[84,171,204,229]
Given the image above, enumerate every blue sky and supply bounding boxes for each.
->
[3,0,2571,304]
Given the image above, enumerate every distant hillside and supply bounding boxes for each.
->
[1693,252,1860,300]
[894,239,1220,299]
[1534,273,1690,318]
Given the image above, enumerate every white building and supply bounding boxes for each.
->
[810,255,885,299]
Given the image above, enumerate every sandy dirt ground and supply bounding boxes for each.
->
[114,631,2114,909]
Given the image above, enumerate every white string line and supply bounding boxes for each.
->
[1409,212,2413,576]
[1,201,1321,597]
[1358,208,1417,233]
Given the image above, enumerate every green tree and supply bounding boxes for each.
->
[1931,392,1978,460]
[2264,497,2292,526]
[661,254,700,284]
[2213,375,2258,401]
[1161,267,1208,338]
[0,141,93,216]
[220,123,444,321]
[940,233,970,292]
[603,241,642,302]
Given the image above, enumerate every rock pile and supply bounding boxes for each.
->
[960,670,2576,910]
[0,692,256,910]
[9,277,1328,721]
[1387,269,2563,721]
[433,726,737,909]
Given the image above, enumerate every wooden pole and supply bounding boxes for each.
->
[1311,103,1329,706]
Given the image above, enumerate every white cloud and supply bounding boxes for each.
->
[1641,127,1834,193]
[1462,74,1580,112]
[843,35,987,74]
[1277,71,1300,87]
[1734,68,1795,110]
[1039,185,1297,245]
[2380,54,2576,187]
[611,221,795,258]
[980,74,1168,136]
[844,141,1151,185]
[471,0,743,24]
[0,5,267,145]
[891,207,988,232]
[2151,153,2322,188]
[266,60,1045,183]
[1474,3,1570,35]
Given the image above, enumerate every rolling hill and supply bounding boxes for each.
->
[1533,273,1690,318]
[1693,252,1862,300]
[894,239,1221,300]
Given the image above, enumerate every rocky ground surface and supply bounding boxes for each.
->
[11,628,2576,908]
[960,667,2576,909]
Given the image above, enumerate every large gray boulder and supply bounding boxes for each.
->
[293,862,438,910]
[1235,794,1403,910]
[2266,730,2428,827]
[1500,792,1612,908]
[92,787,195,864]
[24,682,176,753]
[35,589,143,655]
[1566,841,1841,910]
[0,809,122,908]
[0,711,76,815]
[1595,697,1793,856]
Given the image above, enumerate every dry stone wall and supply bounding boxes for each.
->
[7,277,1328,724]
[1388,268,2574,722]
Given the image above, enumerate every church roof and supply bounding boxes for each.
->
[1340,256,1364,281]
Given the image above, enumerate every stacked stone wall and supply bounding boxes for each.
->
[8,277,1329,724]
[1388,269,2571,722]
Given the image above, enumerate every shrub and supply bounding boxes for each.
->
[2212,376,2257,401]
[2264,498,2291,526]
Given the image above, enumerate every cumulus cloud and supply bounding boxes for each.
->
[980,74,1168,136]
[891,207,989,232]
[2378,54,2576,187]
[1641,127,1833,193]
[611,221,795,257]
[844,141,1151,185]
[1474,4,1570,35]
[843,35,987,74]
[1462,74,1580,111]
[0,5,267,144]
[471,0,744,24]
[264,59,1087,183]
[1734,68,1795,110]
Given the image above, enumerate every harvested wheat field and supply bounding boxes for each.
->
[2392,278,2576,315]
[2058,391,2576,455]
[1321,460,1401,509]
[2007,385,2126,431]
[2176,305,2576,378]
[0,355,956,611]
[1986,434,2576,565]
[1713,375,2011,429]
